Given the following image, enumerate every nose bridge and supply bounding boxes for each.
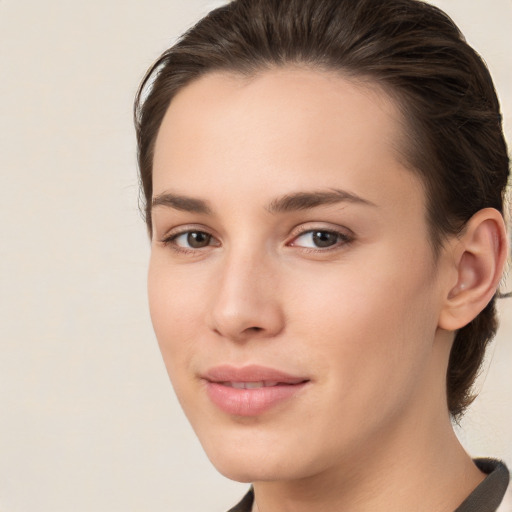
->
[209,240,283,340]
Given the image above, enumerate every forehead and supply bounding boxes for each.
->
[155,67,404,159]
[152,66,421,211]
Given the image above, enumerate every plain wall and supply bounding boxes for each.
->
[0,1,510,511]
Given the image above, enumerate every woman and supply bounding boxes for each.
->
[134,0,510,510]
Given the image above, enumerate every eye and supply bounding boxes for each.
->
[179,231,212,248]
[290,229,351,249]
[164,230,219,250]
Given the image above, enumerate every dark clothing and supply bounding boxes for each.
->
[227,489,255,512]
[227,459,510,512]
[454,459,509,512]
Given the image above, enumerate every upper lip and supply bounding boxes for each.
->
[202,364,309,384]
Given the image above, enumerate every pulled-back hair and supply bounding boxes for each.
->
[134,0,509,418]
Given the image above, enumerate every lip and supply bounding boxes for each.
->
[202,364,310,416]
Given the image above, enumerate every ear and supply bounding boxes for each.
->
[438,208,508,331]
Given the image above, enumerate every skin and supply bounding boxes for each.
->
[148,67,504,511]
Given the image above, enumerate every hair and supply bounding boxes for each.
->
[134,0,509,418]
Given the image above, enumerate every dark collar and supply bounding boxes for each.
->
[454,459,510,512]
[227,487,254,512]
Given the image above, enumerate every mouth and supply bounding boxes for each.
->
[202,365,310,416]
[221,381,293,389]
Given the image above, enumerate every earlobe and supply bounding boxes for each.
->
[439,208,508,332]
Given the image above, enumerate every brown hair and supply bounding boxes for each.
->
[134,0,509,418]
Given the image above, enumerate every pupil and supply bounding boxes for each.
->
[312,231,337,248]
[187,232,210,248]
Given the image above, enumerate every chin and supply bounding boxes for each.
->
[208,455,294,484]
[198,430,322,484]
[199,438,273,482]
[212,462,260,484]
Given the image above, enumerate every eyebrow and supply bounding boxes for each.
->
[151,192,212,214]
[266,189,377,213]
[151,188,376,215]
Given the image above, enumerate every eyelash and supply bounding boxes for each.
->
[159,226,354,255]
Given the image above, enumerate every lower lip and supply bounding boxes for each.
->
[205,381,308,416]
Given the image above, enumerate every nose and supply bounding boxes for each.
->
[208,251,285,342]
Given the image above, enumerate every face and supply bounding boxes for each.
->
[149,68,452,483]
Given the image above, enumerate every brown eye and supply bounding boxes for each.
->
[165,230,217,250]
[291,229,350,249]
[312,231,339,248]
[184,231,212,248]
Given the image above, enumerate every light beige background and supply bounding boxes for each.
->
[0,1,510,511]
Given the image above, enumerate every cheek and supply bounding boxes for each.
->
[147,257,205,376]
[285,248,439,394]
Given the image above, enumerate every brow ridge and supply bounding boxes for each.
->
[151,192,212,214]
[267,189,376,213]
[151,188,375,216]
